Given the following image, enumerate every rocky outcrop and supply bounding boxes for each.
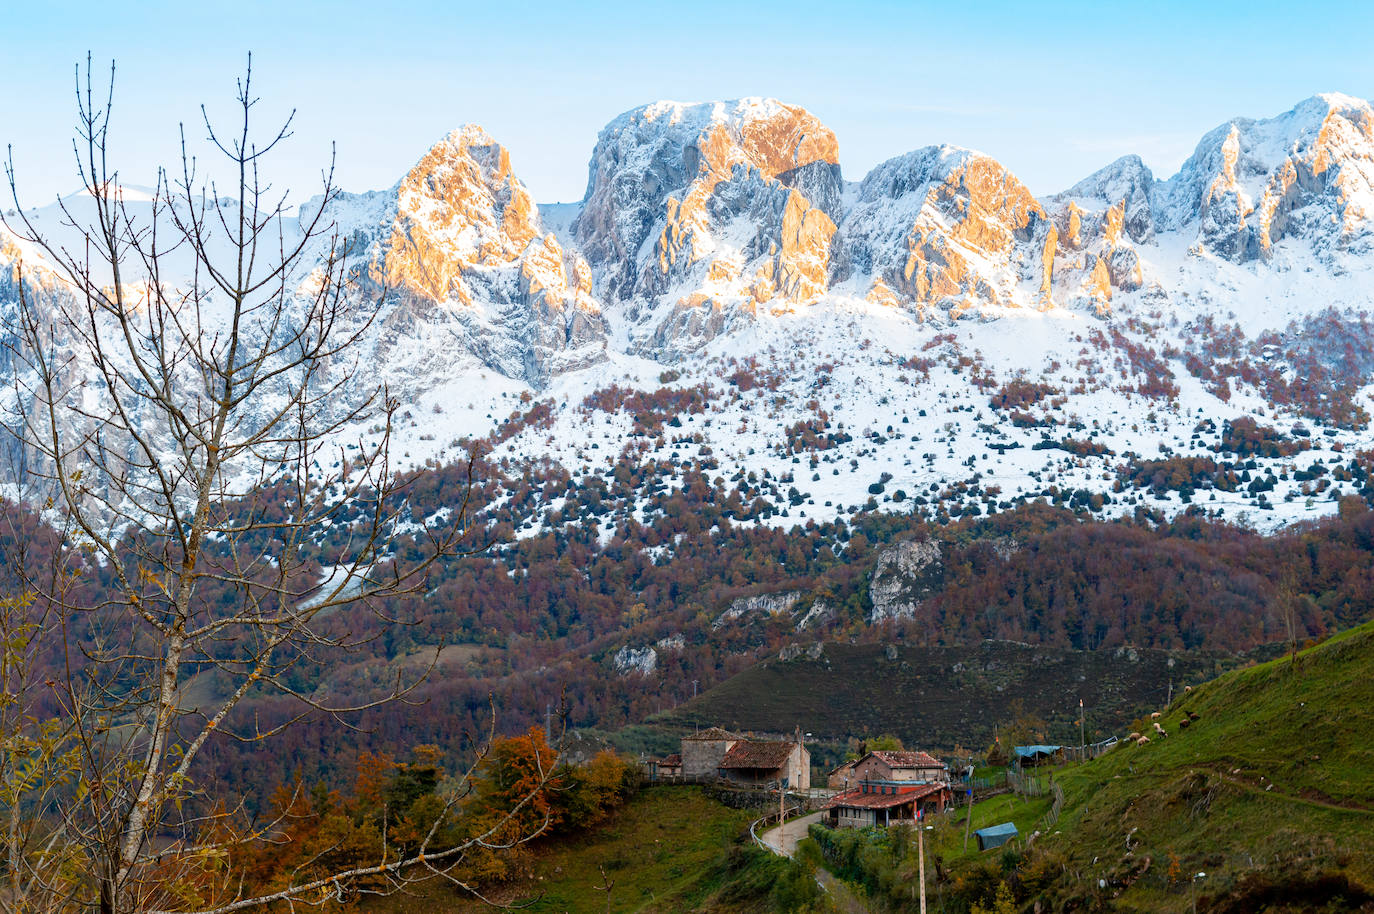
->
[713,590,803,630]
[795,599,836,631]
[868,538,942,624]
[612,644,658,676]
[574,99,841,357]
[1058,154,1157,244]
[1038,157,1157,313]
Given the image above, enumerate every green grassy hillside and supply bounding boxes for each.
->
[1005,621,1374,911]
[360,786,805,914]
[651,639,1245,752]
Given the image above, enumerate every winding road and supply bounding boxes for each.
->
[758,812,871,913]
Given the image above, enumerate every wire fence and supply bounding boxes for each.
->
[1038,782,1066,831]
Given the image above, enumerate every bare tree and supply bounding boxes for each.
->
[0,56,549,913]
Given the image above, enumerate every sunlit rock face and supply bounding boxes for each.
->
[332,125,608,389]
[1043,157,1155,315]
[573,98,842,358]
[832,146,1056,319]
[1154,94,1374,263]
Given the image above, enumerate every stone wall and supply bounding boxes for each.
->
[681,736,735,779]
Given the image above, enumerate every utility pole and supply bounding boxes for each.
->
[692,679,699,700]
[1168,677,1174,706]
[1079,697,1086,757]
[917,809,928,914]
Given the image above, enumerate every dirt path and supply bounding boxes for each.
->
[1198,765,1374,815]
[815,870,871,914]
[758,813,872,912]
[759,810,825,857]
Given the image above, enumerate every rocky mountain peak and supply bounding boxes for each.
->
[1056,154,1157,244]
[320,125,608,388]
[1156,93,1374,261]
[832,145,1054,318]
[382,124,542,303]
[573,98,843,357]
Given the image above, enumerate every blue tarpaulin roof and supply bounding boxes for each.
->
[1012,745,1063,758]
[974,822,1019,850]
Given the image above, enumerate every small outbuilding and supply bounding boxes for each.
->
[827,758,859,790]
[652,753,682,779]
[974,822,1019,851]
[1012,745,1064,768]
[680,727,742,780]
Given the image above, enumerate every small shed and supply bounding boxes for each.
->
[974,822,1019,851]
[1012,745,1064,768]
[653,753,682,779]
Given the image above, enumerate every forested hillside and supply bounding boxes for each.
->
[9,450,1374,804]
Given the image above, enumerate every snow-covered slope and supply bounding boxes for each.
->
[8,93,1374,533]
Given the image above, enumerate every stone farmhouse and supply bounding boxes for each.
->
[679,727,810,789]
[825,750,953,828]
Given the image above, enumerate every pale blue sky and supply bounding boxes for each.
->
[4,0,1373,207]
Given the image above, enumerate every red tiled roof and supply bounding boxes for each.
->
[719,740,796,770]
[828,759,858,776]
[825,782,948,811]
[870,750,946,769]
[660,753,681,766]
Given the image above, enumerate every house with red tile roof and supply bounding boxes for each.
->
[678,727,810,788]
[824,749,952,828]
[717,738,810,789]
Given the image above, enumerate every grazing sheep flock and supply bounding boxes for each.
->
[1119,692,1204,750]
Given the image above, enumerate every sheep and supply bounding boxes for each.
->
[1179,718,1191,729]
[1186,710,1200,721]
[1127,732,1142,741]
[1184,685,1192,693]
[1152,721,1168,737]
[1151,711,1161,719]
[1136,736,1150,746]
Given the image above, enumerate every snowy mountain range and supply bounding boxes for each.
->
[6,92,1374,532]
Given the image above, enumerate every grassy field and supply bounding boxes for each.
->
[1008,620,1374,911]
[651,640,1243,756]
[928,791,1055,866]
[361,786,778,914]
